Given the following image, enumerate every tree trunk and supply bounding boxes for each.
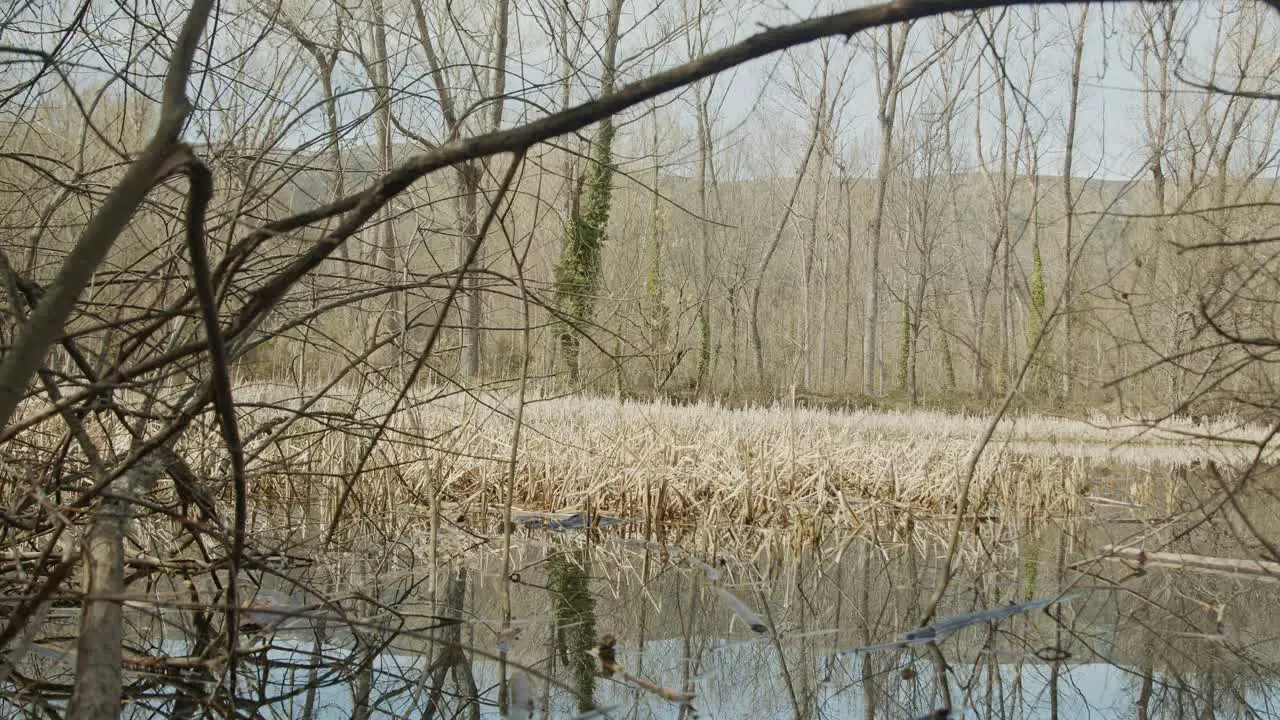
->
[749,76,824,386]
[643,100,670,391]
[368,0,400,355]
[68,457,166,719]
[840,164,856,386]
[910,255,928,406]
[67,497,125,720]
[459,164,483,376]
[694,78,714,395]
[555,0,624,382]
[456,0,512,378]
[862,23,911,396]
[1060,6,1087,403]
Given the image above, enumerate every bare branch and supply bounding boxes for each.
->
[0,0,214,432]
[226,0,1155,331]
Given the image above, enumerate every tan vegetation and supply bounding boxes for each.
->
[12,379,1260,534]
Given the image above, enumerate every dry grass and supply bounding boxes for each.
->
[12,379,1272,531]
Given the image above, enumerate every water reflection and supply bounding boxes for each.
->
[3,515,1279,719]
[547,549,598,713]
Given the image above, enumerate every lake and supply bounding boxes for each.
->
[8,497,1278,720]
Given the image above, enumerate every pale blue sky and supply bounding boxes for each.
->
[9,0,1271,187]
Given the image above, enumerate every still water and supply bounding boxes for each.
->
[7,509,1280,719]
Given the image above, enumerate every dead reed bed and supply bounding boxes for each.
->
[11,380,1270,531]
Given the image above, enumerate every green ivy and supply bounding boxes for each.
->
[941,325,956,391]
[898,297,910,394]
[555,119,617,380]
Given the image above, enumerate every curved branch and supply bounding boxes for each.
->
[227,0,1152,336]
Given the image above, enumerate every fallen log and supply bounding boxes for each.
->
[1101,545,1280,580]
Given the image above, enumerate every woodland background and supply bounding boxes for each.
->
[4,0,1277,418]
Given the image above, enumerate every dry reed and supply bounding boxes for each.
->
[12,379,1270,531]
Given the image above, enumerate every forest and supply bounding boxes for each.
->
[1,0,1279,717]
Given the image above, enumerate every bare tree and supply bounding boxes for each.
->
[862,21,915,396]
[683,0,729,396]
[405,0,507,377]
[897,113,954,405]
[1059,4,1089,402]
[749,45,828,387]
[352,0,402,355]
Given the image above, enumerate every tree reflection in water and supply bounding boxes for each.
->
[548,548,599,714]
[423,565,481,720]
[3,511,1280,718]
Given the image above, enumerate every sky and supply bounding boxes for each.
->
[637,0,1279,183]
[4,0,1277,186]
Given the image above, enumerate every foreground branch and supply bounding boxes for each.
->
[0,0,213,432]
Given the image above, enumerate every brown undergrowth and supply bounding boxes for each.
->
[9,378,1265,533]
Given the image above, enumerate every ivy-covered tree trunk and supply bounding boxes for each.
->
[863,22,913,397]
[555,0,623,382]
[937,290,956,392]
[556,123,616,382]
[897,297,910,397]
[941,325,957,392]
